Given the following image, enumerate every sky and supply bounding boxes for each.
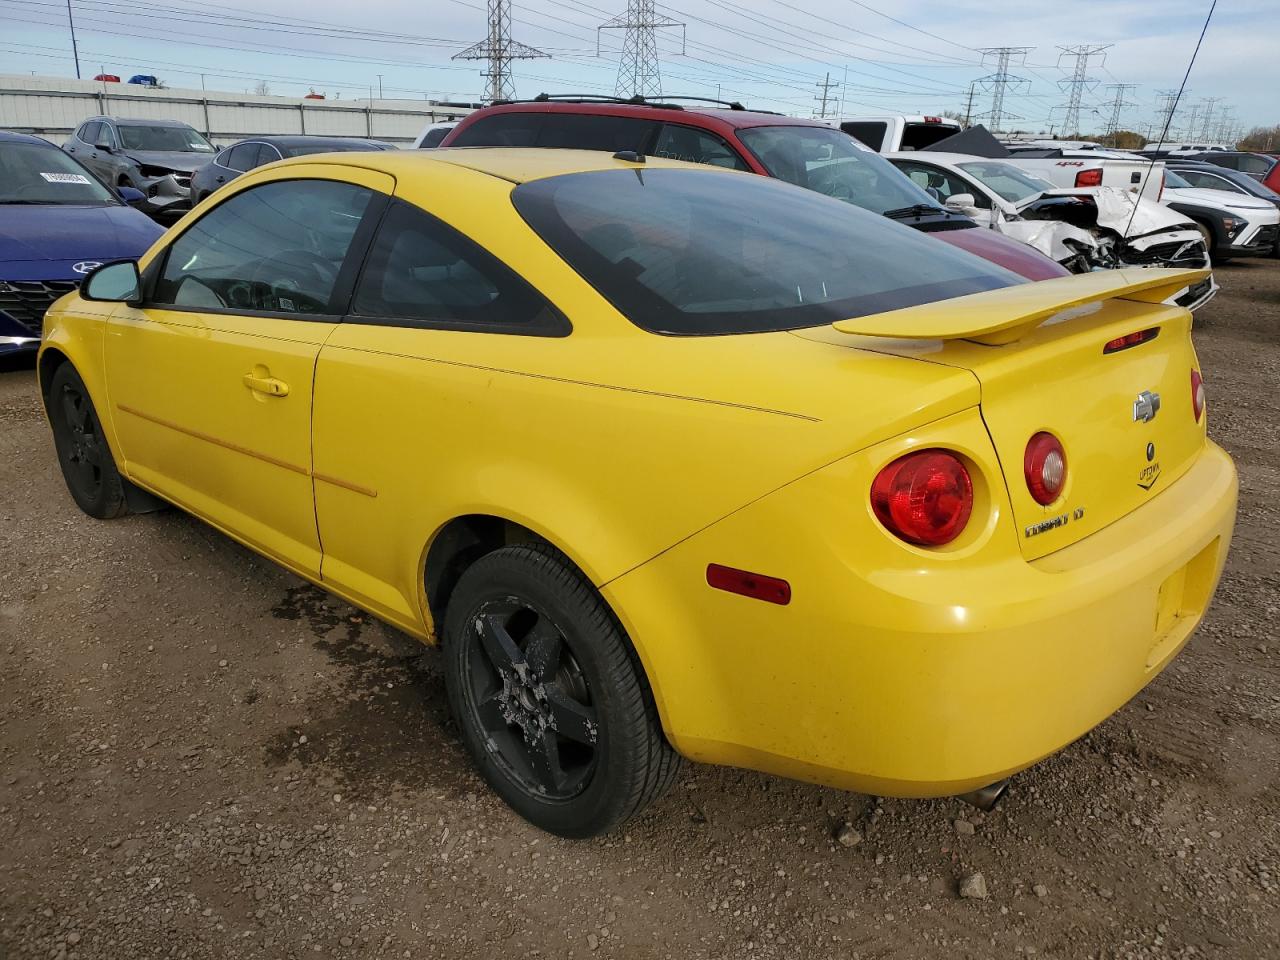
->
[0,0,1272,137]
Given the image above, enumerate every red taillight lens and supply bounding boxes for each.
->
[1191,369,1205,422]
[1103,327,1159,353]
[870,450,973,546]
[1024,432,1067,505]
[706,564,791,605]
[1075,168,1103,187]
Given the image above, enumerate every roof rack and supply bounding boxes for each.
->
[490,93,750,112]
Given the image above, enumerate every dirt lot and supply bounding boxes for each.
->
[1,261,1278,960]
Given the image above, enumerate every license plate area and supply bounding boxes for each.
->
[1146,538,1220,669]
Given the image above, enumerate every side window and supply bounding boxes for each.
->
[152,179,375,315]
[226,144,260,172]
[652,125,749,170]
[98,123,117,149]
[419,127,451,148]
[81,121,101,144]
[535,114,656,152]
[1237,155,1273,175]
[896,162,988,207]
[450,114,544,147]
[351,200,567,336]
[840,122,886,151]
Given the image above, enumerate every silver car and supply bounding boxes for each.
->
[63,117,216,220]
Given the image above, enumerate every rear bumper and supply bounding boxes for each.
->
[606,435,1237,798]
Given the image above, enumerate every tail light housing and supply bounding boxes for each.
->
[871,450,973,546]
[1075,168,1103,187]
[1191,369,1205,422]
[1024,432,1067,505]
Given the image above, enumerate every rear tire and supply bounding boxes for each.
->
[47,363,128,520]
[442,543,680,838]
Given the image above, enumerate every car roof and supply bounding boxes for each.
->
[234,136,390,148]
[0,130,55,146]
[86,116,195,127]
[455,99,831,133]
[270,146,734,184]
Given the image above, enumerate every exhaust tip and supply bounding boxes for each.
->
[956,779,1009,812]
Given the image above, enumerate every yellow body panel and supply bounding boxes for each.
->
[38,148,1238,799]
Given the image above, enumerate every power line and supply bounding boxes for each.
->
[452,0,549,102]
[1056,44,1109,137]
[973,46,1033,133]
[598,0,684,97]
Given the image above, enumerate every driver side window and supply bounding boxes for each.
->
[897,162,989,208]
[152,179,375,315]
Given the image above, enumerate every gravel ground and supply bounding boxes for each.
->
[1,260,1278,960]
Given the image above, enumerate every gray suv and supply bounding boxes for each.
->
[63,117,216,220]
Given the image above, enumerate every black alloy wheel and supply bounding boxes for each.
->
[47,363,128,519]
[443,544,681,838]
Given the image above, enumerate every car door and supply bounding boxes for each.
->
[311,197,568,632]
[68,122,104,178]
[104,167,392,577]
[894,159,993,223]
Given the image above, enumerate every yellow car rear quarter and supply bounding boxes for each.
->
[37,147,1238,835]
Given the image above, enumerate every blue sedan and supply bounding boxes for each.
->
[1,131,164,356]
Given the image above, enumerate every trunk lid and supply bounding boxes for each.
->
[831,269,1210,559]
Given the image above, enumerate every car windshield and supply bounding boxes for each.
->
[0,141,118,205]
[118,125,214,152]
[513,168,1022,336]
[956,161,1055,203]
[737,125,940,215]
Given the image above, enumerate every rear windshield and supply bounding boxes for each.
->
[900,122,962,151]
[513,168,1022,336]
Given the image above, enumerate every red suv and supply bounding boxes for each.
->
[441,96,1067,281]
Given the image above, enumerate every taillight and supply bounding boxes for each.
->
[1024,432,1067,505]
[871,450,973,546]
[1103,327,1159,353]
[1075,168,1103,187]
[1191,369,1205,422]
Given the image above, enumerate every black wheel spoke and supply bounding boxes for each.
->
[546,686,598,745]
[527,728,568,794]
[473,689,510,735]
[524,616,563,680]
[80,439,103,467]
[61,390,86,433]
[475,612,524,677]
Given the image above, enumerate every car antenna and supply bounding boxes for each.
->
[613,150,645,163]
[1123,0,1218,242]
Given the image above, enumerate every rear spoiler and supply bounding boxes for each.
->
[832,268,1210,346]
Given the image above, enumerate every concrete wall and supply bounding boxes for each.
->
[0,75,476,146]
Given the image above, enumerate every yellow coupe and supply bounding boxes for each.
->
[39,148,1237,837]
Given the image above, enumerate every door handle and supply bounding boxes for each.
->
[243,373,290,397]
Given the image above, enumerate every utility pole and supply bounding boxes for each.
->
[1198,96,1223,141]
[962,81,976,126]
[453,0,548,103]
[974,46,1033,134]
[813,72,839,120]
[65,0,81,79]
[377,75,383,99]
[1101,82,1138,140]
[599,0,685,99]
[1056,44,1110,137]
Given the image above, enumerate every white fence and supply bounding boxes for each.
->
[0,75,476,146]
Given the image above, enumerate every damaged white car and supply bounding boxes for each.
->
[887,152,1216,312]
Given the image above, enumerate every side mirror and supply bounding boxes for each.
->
[117,186,146,206]
[945,193,977,210]
[82,261,142,304]
[93,137,115,153]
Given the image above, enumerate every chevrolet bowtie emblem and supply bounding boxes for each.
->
[1133,390,1161,423]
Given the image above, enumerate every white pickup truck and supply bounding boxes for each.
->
[1002,145,1165,205]
[839,117,1166,205]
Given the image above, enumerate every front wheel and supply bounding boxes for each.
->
[442,543,680,837]
[47,363,128,519]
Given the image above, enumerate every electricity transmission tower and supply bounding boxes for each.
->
[1197,96,1224,141]
[598,0,685,99]
[973,47,1033,134]
[813,73,840,119]
[453,0,548,103]
[1056,44,1110,137]
[1102,83,1138,138]
[1151,88,1181,145]
[1183,101,1200,141]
